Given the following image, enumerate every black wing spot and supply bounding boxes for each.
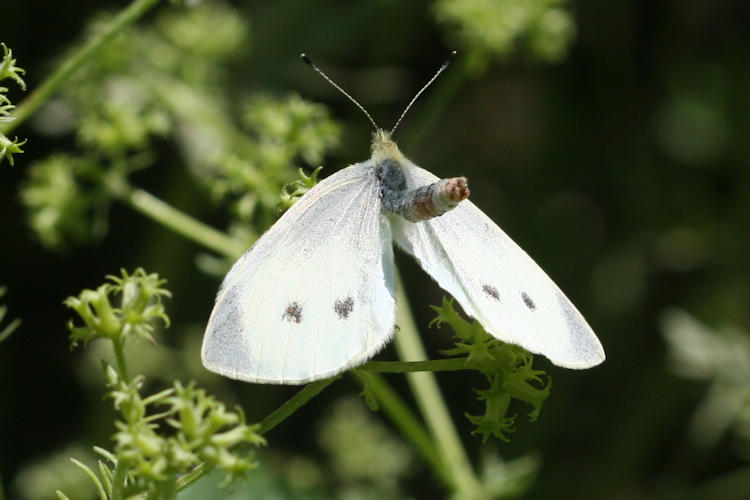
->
[521,292,536,311]
[482,284,501,301]
[334,296,354,319]
[282,301,303,323]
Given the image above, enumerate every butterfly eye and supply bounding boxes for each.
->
[334,296,354,319]
[482,284,501,301]
[282,302,303,323]
[521,292,536,311]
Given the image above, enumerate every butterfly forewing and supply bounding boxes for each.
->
[391,161,605,368]
[203,162,397,383]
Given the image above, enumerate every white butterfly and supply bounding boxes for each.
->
[202,54,605,384]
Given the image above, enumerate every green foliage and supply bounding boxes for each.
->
[59,270,265,499]
[243,94,341,168]
[431,297,551,442]
[65,268,170,346]
[0,42,27,166]
[19,154,124,249]
[279,165,323,212]
[0,131,26,166]
[155,1,247,60]
[60,369,265,499]
[4,2,595,498]
[105,370,263,490]
[0,43,26,90]
[662,309,750,451]
[434,0,575,69]
[76,82,171,154]
[22,3,341,250]
[210,94,340,226]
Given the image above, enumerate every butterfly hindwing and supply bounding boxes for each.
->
[202,161,397,383]
[391,161,605,368]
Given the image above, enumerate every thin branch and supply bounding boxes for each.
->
[257,376,341,435]
[393,274,484,499]
[1,0,164,135]
[120,187,249,259]
[354,371,453,488]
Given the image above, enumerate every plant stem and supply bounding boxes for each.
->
[112,337,130,383]
[110,462,128,500]
[393,274,484,499]
[1,0,164,135]
[175,462,208,492]
[120,187,248,259]
[355,371,453,488]
[359,358,469,373]
[257,376,341,435]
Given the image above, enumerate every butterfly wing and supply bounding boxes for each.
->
[202,161,396,384]
[391,161,605,368]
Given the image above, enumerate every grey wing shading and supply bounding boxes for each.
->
[202,161,397,384]
[390,161,604,368]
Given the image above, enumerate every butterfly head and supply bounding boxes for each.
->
[371,129,405,164]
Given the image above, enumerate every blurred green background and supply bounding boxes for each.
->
[2,0,750,498]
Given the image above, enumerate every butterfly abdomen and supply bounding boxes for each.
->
[375,156,469,222]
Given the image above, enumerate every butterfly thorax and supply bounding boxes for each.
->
[371,129,470,223]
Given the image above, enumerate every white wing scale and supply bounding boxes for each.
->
[391,161,605,368]
[202,161,396,383]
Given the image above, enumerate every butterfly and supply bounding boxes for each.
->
[201,53,605,384]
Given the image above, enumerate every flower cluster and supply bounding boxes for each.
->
[107,368,264,489]
[20,154,118,249]
[58,269,265,498]
[431,297,551,442]
[65,268,170,346]
[434,0,575,67]
[59,367,265,499]
[208,94,340,228]
[0,42,27,166]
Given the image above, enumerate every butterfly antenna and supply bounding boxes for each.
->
[390,50,457,137]
[300,53,380,132]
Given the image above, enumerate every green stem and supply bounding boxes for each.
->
[359,358,469,373]
[175,462,208,492]
[257,376,340,435]
[110,461,128,500]
[112,337,130,383]
[0,0,164,135]
[393,274,484,499]
[120,187,248,259]
[354,371,453,488]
